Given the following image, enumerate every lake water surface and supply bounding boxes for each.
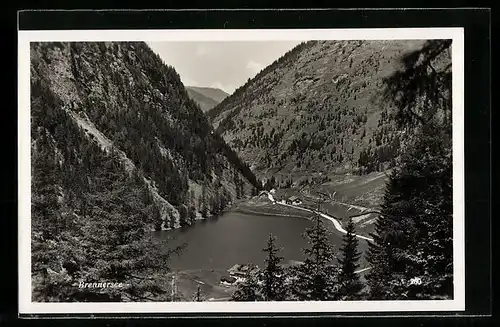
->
[154,211,369,271]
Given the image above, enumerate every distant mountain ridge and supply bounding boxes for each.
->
[186,86,229,112]
[207,40,451,184]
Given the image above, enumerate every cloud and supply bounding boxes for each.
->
[148,41,303,96]
[246,60,264,75]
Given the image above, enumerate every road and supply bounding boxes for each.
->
[266,192,374,242]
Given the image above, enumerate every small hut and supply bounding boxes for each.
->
[220,275,237,284]
[287,195,302,205]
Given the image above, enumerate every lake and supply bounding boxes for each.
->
[153,211,370,271]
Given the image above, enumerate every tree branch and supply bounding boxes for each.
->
[427,61,437,75]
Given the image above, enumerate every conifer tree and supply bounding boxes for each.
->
[209,196,217,215]
[165,207,173,229]
[239,180,245,198]
[366,209,394,299]
[366,40,452,300]
[188,205,196,224]
[32,135,62,239]
[200,184,208,218]
[192,284,204,302]
[294,214,337,300]
[151,204,163,231]
[262,234,287,301]
[201,200,208,218]
[337,219,363,300]
[234,172,241,199]
[178,205,189,227]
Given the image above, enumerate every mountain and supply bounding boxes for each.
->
[186,86,229,112]
[207,40,451,185]
[187,86,229,103]
[30,41,259,233]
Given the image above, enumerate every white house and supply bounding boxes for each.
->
[287,196,302,205]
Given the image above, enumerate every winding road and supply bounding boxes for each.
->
[265,192,374,242]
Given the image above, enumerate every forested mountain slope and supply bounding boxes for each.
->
[31,41,258,233]
[208,40,451,183]
[227,39,454,302]
[186,86,229,112]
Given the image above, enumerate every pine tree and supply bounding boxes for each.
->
[200,184,208,218]
[192,284,204,302]
[32,136,62,239]
[151,204,163,231]
[216,189,225,213]
[365,208,394,299]
[209,196,217,215]
[261,234,287,301]
[294,214,337,301]
[188,205,197,224]
[57,151,185,301]
[367,126,452,299]
[366,40,452,300]
[234,172,241,199]
[31,133,77,302]
[239,180,245,198]
[165,207,173,229]
[337,219,363,300]
[178,205,189,227]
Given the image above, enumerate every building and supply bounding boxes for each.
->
[228,264,259,278]
[287,195,302,205]
[220,275,237,284]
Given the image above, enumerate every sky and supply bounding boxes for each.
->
[147,41,303,95]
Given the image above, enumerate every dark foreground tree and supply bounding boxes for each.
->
[293,214,337,300]
[337,219,363,300]
[366,40,452,300]
[75,155,186,302]
[32,158,185,301]
[262,234,287,301]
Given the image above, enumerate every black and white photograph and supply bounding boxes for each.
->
[18,28,465,314]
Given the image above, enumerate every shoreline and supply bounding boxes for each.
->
[232,204,313,220]
[159,193,374,242]
[265,191,374,242]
